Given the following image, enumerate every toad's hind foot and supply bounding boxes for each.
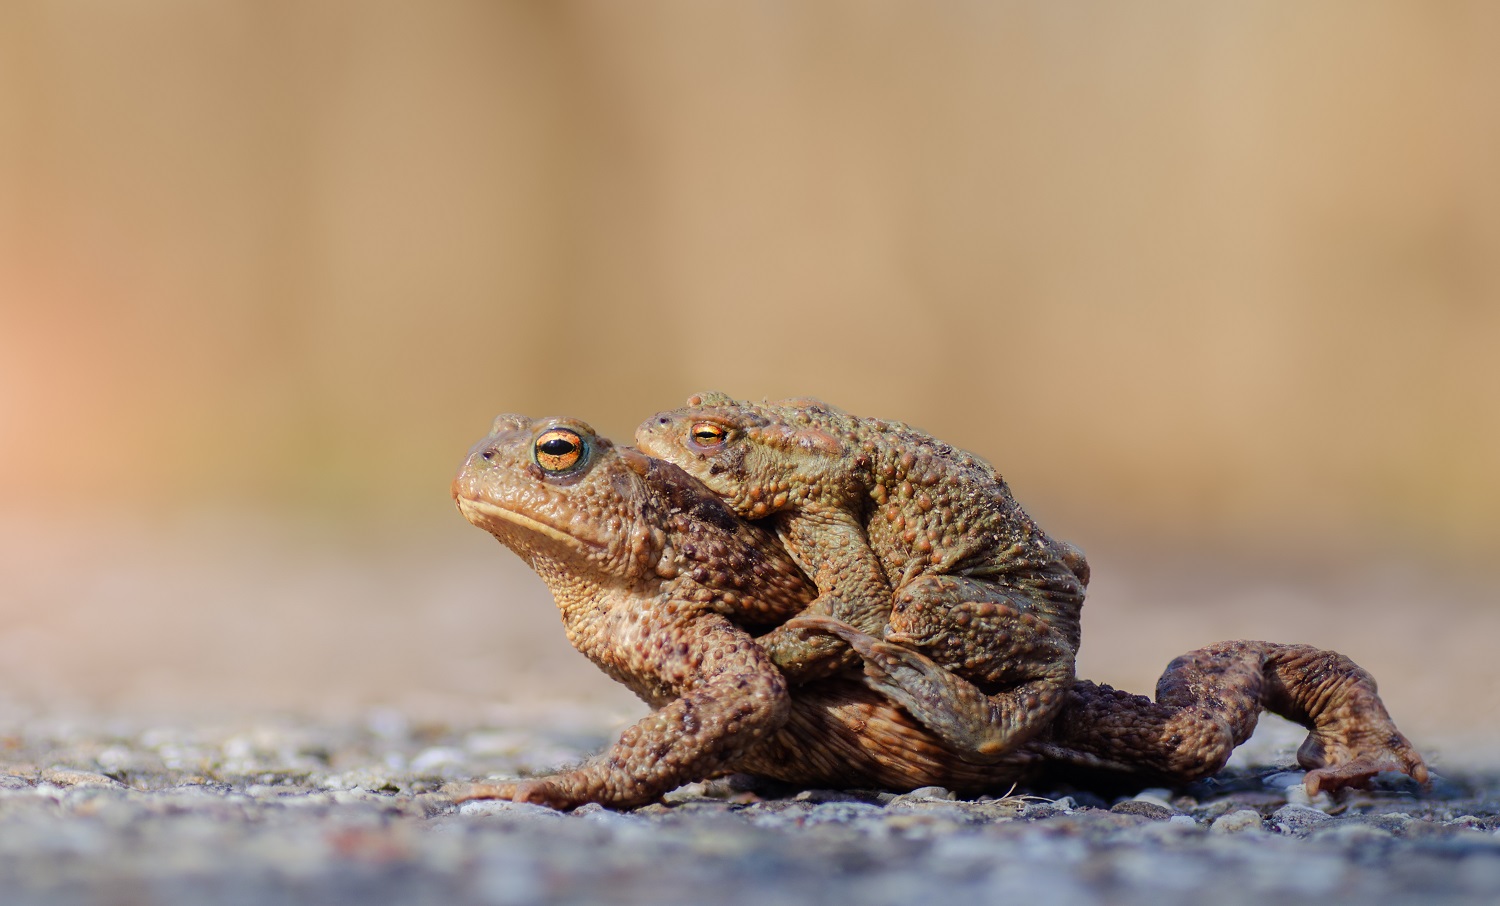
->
[1260,643,1430,794]
[785,616,969,717]
[784,614,1064,763]
[1298,722,1429,795]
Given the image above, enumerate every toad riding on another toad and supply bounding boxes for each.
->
[451,396,1428,810]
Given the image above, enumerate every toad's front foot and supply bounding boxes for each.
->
[450,778,578,810]
[1299,725,1430,795]
[783,615,932,696]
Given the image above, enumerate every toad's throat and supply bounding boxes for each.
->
[456,497,598,549]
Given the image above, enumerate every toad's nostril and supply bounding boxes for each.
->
[658,417,668,425]
[481,450,495,461]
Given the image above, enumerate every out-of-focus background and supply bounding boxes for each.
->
[1,3,1496,764]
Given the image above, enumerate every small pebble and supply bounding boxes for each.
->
[1285,782,1333,812]
[457,799,561,818]
[1363,812,1413,835]
[1210,809,1264,834]
[1271,804,1337,836]
[662,782,710,802]
[571,802,644,827]
[1262,771,1307,790]
[40,769,124,789]
[791,788,869,804]
[901,786,957,801]
[1110,800,1174,821]
[1310,822,1394,843]
[802,801,885,824]
[1020,801,1068,820]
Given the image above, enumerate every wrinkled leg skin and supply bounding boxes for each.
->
[1037,641,1429,794]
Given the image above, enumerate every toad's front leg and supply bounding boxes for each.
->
[457,611,789,810]
[756,515,895,684]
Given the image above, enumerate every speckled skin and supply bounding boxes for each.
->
[454,414,1427,809]
[452,415,809,809]
[636,393,1089,761]
[1038,641,1428,796]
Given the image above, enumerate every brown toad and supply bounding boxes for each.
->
[451,414,806,808]
[454,414,1427,808]
[636,392,1089,761]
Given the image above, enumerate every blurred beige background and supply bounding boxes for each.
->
[1,3,1496,764]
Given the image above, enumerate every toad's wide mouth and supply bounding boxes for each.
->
[455,497,596,549]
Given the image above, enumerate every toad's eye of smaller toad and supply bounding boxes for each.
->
[691,422,727,446]
[534,429,584,471]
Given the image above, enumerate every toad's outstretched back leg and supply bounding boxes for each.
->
[1037,641,1428,794]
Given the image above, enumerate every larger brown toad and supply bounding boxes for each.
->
[636,393,1089,761]
[451,414,807,809]
[454,414,1427,808]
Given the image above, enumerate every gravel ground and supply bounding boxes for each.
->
[3,518,1495,904]
[1,711,1496,906]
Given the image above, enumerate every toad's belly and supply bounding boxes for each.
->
[732,679,1041,793]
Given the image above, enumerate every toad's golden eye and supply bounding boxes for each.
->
[691,422,727,447]
[534,429,584,471]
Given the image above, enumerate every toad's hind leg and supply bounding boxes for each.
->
[1039,641,1428,793]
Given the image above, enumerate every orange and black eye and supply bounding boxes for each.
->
[534,429,585,472]
[690,421,728,447]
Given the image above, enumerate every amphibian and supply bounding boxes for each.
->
[454,414,1427,808]
[636,393,1088,761]
[451,415,806,808]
